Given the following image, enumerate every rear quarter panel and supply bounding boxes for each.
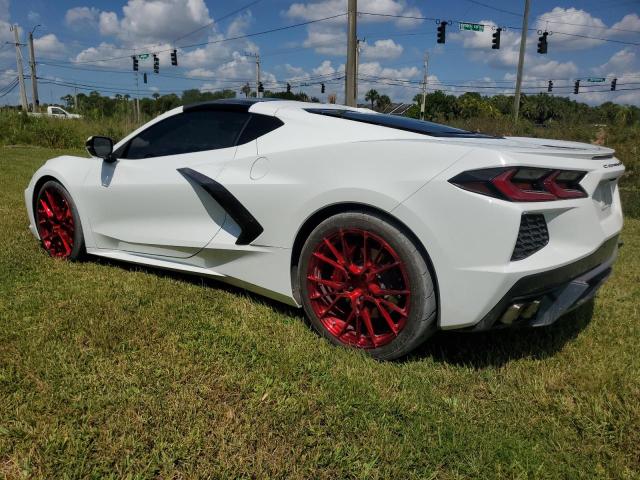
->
[216,135,474,249]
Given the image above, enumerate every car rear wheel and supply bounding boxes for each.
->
[35,180,85,260]
[299,211,437,360]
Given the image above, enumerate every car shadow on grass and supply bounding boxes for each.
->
[409,301,595,369]
[91,256,595,369]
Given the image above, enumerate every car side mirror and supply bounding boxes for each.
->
[86,136,116,162]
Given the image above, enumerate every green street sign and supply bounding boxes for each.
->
[137,54,150,60]
[459,22,484,32]
[587,77,606,82]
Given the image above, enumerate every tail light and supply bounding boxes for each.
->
[449,167,587,202]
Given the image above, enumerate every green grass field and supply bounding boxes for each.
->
[1,146,639,479]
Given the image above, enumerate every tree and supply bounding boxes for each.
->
[241,83,251,98]
[375,94,391,112]
[364,89,379,109]
[152,92,160,100]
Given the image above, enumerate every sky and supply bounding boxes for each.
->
[1,0,640,107]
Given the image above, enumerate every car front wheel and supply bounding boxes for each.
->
[299,211,437,360]
[34,180,85,260]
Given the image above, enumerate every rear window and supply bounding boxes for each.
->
[306,109,496,138]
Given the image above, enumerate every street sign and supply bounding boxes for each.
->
[459,22,484,32]
[137,54,150,60]
[587,77,605,82]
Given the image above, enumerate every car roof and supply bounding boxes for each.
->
[183,97,363,114]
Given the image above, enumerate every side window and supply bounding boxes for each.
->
[51,108,65,115]
[237,114,284,144]
[120,110,249,159]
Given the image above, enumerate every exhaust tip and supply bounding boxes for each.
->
[500,303,524,325]
[520,300,541,320]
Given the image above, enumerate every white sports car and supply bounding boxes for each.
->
[25,98,625,359]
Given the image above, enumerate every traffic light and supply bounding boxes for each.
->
[321,83,325,93]
[143,72,147,84]
[171,49,178,66]
[574,80,580,94]
[153,54,159,74]
[286,82,291,93]
[492,28,501,49]
[611,78,617,91]
[258,82,264,93]
[537,31,548,54]
[547,80,553,92]
[132,56,139,71]
[437,21,446,44]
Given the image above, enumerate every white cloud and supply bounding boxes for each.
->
[609,13,640,35]
[537,8,608,50]
[302,25,345,55]
[98,11,119,36]
[0,0,9,21]
[361,39,403,60]
[99,0,213,46]
[65,6,100,29]
[72,42,132,68]
[285,0,423,28]
[593,48,637,75]
[34,34,66,57]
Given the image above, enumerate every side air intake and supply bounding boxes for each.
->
[511,214,549,261]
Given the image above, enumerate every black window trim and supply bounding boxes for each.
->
[305,108,499,139]
[114,108,284,159]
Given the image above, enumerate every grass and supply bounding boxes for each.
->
[0,145,639,479]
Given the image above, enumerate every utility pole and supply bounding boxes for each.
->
[74,87,79,113]
[28,26,40,112]
[256,54,261,98]
[355,38,362,103]
[245,52,261,98]
[513,0,530,123]
[420,52,429,120]
[345,0,357,106]
[10,25,29,112]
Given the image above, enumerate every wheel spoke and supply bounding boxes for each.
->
[377,289,410,297]
[379,299,409,318]
[44,190,62,219]
[375,300,399,335]
[336,309,356,337]
[369,261,401,276]
[307,275,345,290]
[319,295,343,319]
[360,307,378,347]
[323,238,345,265]
[312,252,347,273]
[39,198,54,218]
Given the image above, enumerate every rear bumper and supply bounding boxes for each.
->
[467,235,619,331]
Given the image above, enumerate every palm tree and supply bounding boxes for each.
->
[152,92,160,101]
[364,89,379,109]
[376,94,391,112]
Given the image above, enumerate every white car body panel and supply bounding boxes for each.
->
[25,99,625,330]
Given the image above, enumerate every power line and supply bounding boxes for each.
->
[358,11,640,46]
[172,0,263,44]
[461,0,521,17]
[65,13,347,65]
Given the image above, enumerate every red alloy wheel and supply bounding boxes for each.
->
[306,228,411,349]
[35,186,75,258]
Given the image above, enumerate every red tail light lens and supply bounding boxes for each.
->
[449,167,587,202]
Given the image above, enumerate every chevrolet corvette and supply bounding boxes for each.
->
[25,98,625,359]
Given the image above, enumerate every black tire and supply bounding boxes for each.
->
[35,180,85,260]
[299,211,437,360]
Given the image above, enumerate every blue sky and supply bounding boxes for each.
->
[1,0,639,106]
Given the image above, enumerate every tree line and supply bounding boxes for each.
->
[4,86,636,127]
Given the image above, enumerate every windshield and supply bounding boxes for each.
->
[306,109,497,138]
